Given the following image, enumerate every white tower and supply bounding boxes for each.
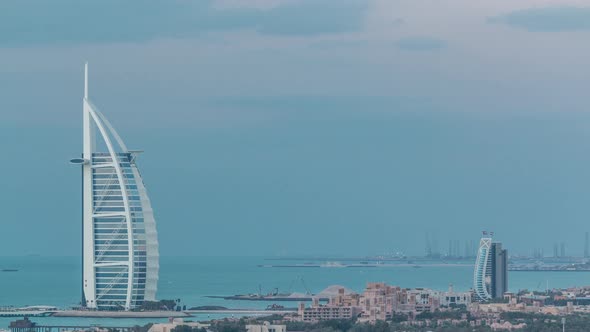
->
[71,63,159,310]
[473,232,492,301]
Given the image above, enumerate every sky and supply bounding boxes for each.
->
[2,0,590,257]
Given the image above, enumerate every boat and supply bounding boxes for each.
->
[1,269,18,272]
[320,262,345,268]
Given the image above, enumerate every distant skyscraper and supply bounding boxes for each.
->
[448,240,453,257]
[464,241,469,258]
[490,242,508,299]
[560,242,566,258]
[425,232,432,257]
[585,232,589,258]
[71,64,159,310]
[473,232,508,301]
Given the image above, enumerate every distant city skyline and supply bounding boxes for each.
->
[2,0,590,257]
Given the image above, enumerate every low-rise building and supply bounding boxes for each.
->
[298,298,361,322]
[245,322,286,332]
[439,284,472,307]
[489,321,527,331]
[149,318,210,332]
[393,288,440,314]
[299,283,473,323]
[359,282,399,321]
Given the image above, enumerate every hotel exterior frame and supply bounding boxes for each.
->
[474,233,493,301]
[71,64,159,310]
[473,232,508,301]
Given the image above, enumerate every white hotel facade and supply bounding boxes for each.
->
[474,234,492,301]
[71,64,159,310]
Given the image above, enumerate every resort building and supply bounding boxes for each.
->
[474,232,508,301]
[298,297,361,322]
[359,282,399,321]
[439,284,471,307]
[149,319,209,332]
[246,322,287,332]
[392,288,440,315]
[71,64,159,310]
[298,283,472,323]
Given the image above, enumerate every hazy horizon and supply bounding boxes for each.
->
[3,0,590,258]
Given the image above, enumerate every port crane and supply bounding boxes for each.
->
[288,276,311,295]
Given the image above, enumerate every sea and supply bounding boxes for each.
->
[1,256,590,328]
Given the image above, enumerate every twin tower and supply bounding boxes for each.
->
[71,64,159,310]
[473,232,508,301]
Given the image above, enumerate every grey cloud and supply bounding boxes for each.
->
[396,36,446,51]
[0,0,367,47]
[489,6,590,32]
[256,1,367,36]
[308,39,370,50]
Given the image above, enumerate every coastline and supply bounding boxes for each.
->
[52,311,191,318]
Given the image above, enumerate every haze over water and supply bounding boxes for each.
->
[1,256,589,321]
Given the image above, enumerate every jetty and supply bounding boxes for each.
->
[52,310,190,318]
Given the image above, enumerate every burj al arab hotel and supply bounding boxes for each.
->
[71,64,159,310]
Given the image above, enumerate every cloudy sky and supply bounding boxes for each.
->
[2,0,590,257]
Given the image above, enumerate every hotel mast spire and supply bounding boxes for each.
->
[73,63,160,310]
[84,62,88,100]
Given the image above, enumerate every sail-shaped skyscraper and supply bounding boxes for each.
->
[71,64,159,310]
[473,233,493,301]
[473,232,507,301]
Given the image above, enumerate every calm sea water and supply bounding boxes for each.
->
[1,256,590,327]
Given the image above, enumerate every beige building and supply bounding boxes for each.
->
[148,318,210,332]
[358,282,450,320]
[299,296,362,322]
[299,282,473,323]
[439,284,472,307]
[392,288,440,314]
[245,322,286,332]
[358,283,399,322]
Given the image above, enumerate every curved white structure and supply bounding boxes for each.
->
[473,235,492,301]
[473,234,508,301]
[75,63,159,310]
